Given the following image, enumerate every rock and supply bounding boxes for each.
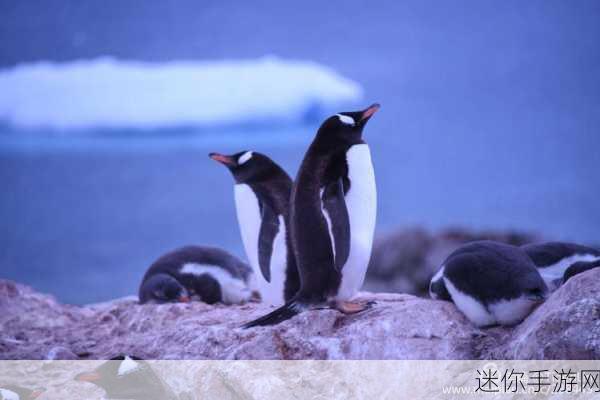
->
[489,268,600,359]
[1,268,599,360]
[366,227,540,296]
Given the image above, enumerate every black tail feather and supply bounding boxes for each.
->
[242,301,302,329]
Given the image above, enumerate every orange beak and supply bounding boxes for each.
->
[75,371,101,382]
[30,390,45,399]
[209,152,236,167]
[360,103,380,121]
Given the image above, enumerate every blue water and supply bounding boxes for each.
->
[1,1,599,303]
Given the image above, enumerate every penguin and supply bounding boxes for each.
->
[75,355,176,400]
[0,386,43,400]
[243,103,380,328]
[139,245,253,305]
[521,241,600,290]
[209,150,300,306]
[563,259,600,283]
[428,241,549,327]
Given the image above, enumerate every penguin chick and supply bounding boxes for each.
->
[139,245,253,305]
[521,241,600,290]
[429,241,548,327]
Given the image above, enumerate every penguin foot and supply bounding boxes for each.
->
[334,300,374,314]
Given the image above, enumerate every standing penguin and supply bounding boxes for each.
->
[209,151,299,306]
[139,245,253,305]
[429,241,549,327]
[521,241,600,289]
[244,103,380,328]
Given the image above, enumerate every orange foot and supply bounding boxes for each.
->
[334,300,375,314]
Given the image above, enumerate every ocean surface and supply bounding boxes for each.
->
[1,1,599,303]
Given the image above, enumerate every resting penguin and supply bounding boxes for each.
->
[243,103,380,328]
[139,245,253,305]
[209,151,300,306]
[429,241,548,327]
[0,386,43,400]
[521,241,600,290]
[75,355,177,400]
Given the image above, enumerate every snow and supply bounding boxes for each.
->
[0,56,362,131]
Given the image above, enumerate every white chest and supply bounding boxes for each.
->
[234,184,261,270]
[233,184,286,306]
[336,143,377,300]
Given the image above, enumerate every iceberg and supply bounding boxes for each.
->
[0,57,363,131]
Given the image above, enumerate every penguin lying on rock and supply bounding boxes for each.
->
[139,245,254,305]
[75,355,177,400]
[243,103,381,328]
[521,241,600,290]
[209,150,300,306]
[429,241,549,327]
[0,386,43,400]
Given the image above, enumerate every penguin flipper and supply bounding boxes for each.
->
[322,178,350,271]
[258,203,280,282]
[242,300,302,328]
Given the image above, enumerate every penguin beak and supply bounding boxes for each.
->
[75,372,101,382]
[209,153,237,167]
[359,103,380,122]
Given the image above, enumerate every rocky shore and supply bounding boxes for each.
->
[2,227,598,360]
[2,268,599,360]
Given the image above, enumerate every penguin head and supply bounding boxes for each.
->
[75,355,170,400]
[209,151,283,184]
[316,103,380,145]
[521,274,549,303]
[139,274,190,304]
[0,386,44,400]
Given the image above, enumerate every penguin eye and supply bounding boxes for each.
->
[336,114,355,126]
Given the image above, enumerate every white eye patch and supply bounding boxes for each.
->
[336,114,355,126]
[238,151,253,165]
[118,356,140,376]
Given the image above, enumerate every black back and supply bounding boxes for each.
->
[138,245,250,304]
[521,241,600,268]
[290,105,378,302]
[443,241,548,304]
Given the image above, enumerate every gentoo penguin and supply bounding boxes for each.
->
[139,245,253,305]
[244,103,380,328]
[75,355,176,400]
[521,242,600,289]
[429,241,548,327]
[209,150,300,306]
[0,386,43,400]
[563,259,600,283]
